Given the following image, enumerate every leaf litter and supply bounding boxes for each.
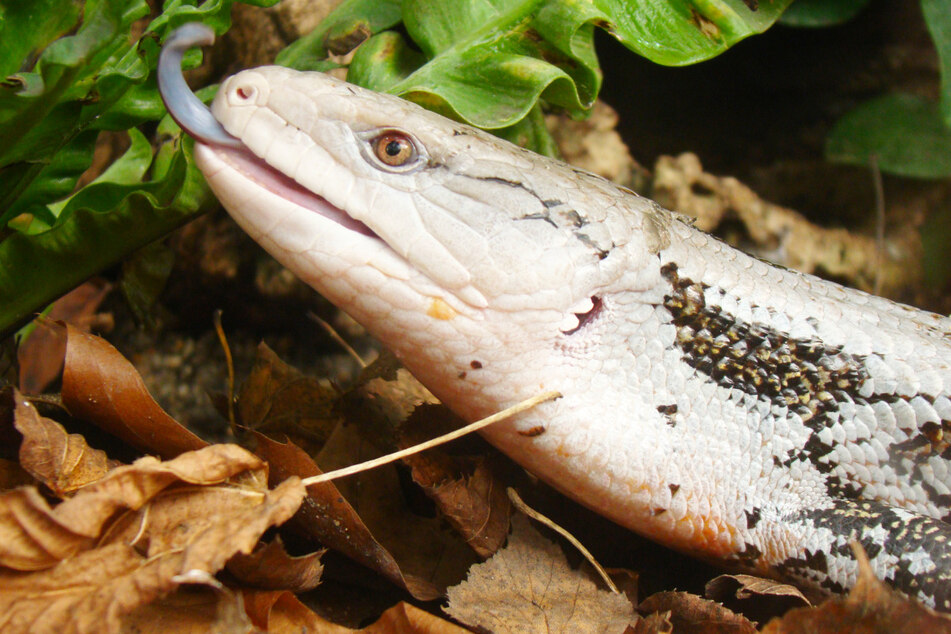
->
[4,323,951,632]
[445,514,637,633]
[12,387,115,496]
[0,435,306,631]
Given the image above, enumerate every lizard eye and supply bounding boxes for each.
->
[365,130,422,171]
[375,133,413,165]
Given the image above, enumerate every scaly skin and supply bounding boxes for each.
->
[158,41,951,609]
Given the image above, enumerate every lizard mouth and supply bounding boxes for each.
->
[158,23,375,239]
[198,143,377,238]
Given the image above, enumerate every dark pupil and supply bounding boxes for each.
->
[385,140,403,156]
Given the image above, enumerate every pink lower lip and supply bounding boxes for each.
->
[202,143,377,239]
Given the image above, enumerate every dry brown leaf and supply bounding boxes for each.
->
[246,592,469,634]
[760,547,951,633]
[243,590,327,632]
[18,281,112,395]
[0,476,303,634]
[0,443,265,570]
[13,390,114,495]
[111,475,306,577]
[638,591,756,634]
[318,418,478,597]
[0,486,97,569]
[341,351,439,447]
[705,574,810,625]
[413,456,510,559]
[227,536,325,591]
[631,611,672,634]
[398,405,511,559]
[706,574,810,604]
[365,602,471,634]
[314,354,483,596]
[236,342,341,453]
[252,431,443,601]
[607,568,640,606]
[120,586,253,633]
[0,542,151,633]
[445,514,636,633]
[60,323,207,459]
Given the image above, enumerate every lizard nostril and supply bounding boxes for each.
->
[235,85,255,100]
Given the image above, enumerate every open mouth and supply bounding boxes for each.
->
[202,142,377,239]
[158,23,376,241]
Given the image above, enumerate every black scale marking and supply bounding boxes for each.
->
[660,263,951,509]
[660,262,951,606]
[787,499,951,609]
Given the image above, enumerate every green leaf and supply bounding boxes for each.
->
[494,102,561,156]
[0,0,278,337]
[276,0,403,70]
[44,127,154,221]
[147,0,240,38]
[0,129,97,228]
[601,0,792,66]
[346,30,428,92]
[0,138,213,337]
[347,0,600,129]
[779,0,871,27]
[79,128,152,186]
[342,0,792,131]
[94,78,168,130]
[0,0,83,77]
[826,93,951,179]
[0,0,149,144]
[0,0,148,198]
[922,0,951,127]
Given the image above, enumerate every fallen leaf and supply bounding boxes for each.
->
[245,346,476,598]
[0,443,266,570]
[13,390,114,495]
[0,486,96,570]
[226,537,325,592]
[607,568,640,606]
[399,405,511,559]
[120,586,253,633]
[105,475,306,577]
[364,601,471,633]
[18,281,112,395]
[445,514,636,633]
[0,476,303,634]
[638,591,756,634]
[245,592,469,633]
[60,324,207,459]
[705,574,810,625]
[760,547,951,633]
[252,432,443,601]
[0,542,151,633]
[706,574,810,604]
[236,342,341,454]
[414,456,510,559]
[341,351,439,448]
[631,611,672,634]
[318,417,478,597]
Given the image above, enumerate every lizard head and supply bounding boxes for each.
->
[160,25,671,417]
